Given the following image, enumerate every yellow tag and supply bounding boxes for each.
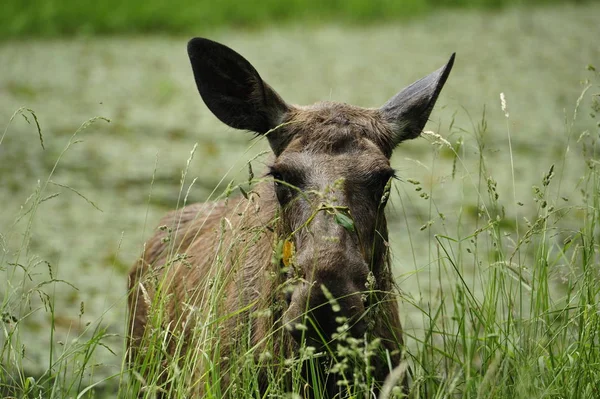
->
[282,240,294,267]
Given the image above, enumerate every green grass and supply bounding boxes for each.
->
[3,66,599,397]
[0,0,591,39]
[1,2,600,397]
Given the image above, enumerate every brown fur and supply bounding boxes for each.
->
[128,37,454,398]
[128,105,405,396]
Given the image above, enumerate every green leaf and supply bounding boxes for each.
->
[334,212,355,233]
[247,161,254,184]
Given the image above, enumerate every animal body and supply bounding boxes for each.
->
[128,37,454,397]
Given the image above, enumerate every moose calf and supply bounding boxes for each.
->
[128,37,454,397]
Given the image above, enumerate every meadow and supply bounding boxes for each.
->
[1,2,599,397]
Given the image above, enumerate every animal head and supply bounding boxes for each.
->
[187,38,454,346]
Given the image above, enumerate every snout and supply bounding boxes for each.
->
[284,279,368,347]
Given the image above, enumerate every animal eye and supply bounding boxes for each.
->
[271,172,284,186]
[270,170,292,204]
[269,166,303,205]
[370,169,396,205]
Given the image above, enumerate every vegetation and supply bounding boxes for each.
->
[1,2,599,398]
[0,0,592,39]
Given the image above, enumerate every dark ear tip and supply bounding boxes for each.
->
[187,37,215,58]
[442,52,456,75]
[435,52,456,88]
[447,52,456,69]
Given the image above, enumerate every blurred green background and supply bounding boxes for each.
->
[0,0,591,38]
[1,0,599,396]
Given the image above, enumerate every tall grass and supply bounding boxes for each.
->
[1,64,599,398]
[0,110,119,398]
[401,67,600,397]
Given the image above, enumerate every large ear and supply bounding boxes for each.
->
[187,37,290,136]
[380,53,455,147]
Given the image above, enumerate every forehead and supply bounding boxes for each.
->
[280,102,392,157]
